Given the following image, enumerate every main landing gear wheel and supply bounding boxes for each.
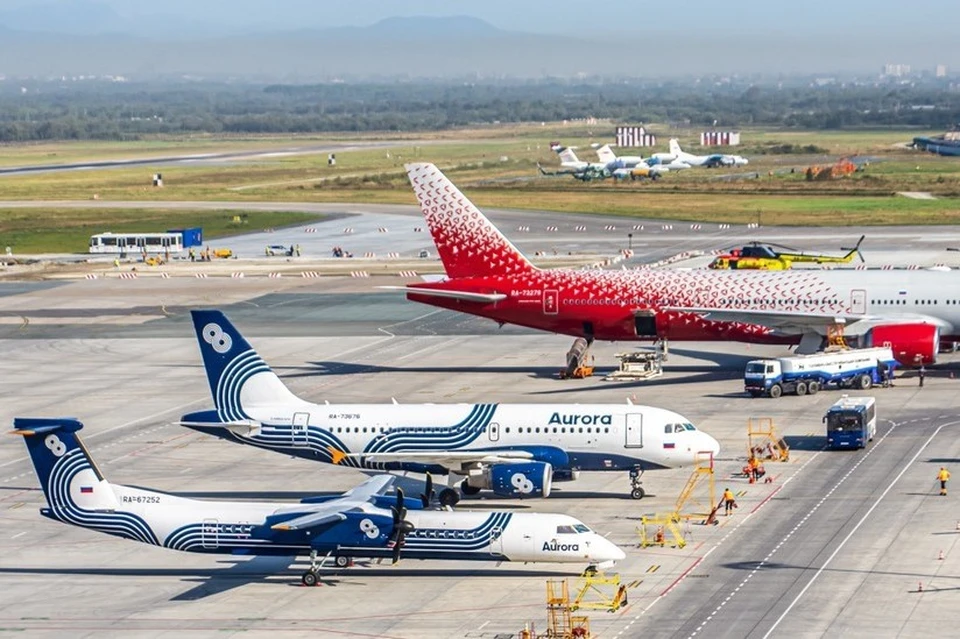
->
[438,488,461,508]
[302,570,319,587]
[460,481,481,496]
[334,555,351,568]
[629,467,645,500]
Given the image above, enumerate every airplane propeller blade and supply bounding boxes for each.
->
[390,488,414,564]
[420,473,435,509]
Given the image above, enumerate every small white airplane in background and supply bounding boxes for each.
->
[665,139,749,168]
[594,144,690,177]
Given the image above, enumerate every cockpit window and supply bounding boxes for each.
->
[664,425,672,434]
[574,524,591,533]
[556,525,577,534]
[683,423,696,431]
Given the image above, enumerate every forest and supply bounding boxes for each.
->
[0,80,957,142]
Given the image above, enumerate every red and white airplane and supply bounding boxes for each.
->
[397,162,956,368]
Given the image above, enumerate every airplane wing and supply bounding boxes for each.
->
[340,449,534,470]
[272,476,397,531]
[664,306,951,334]
[378,286,507,304]
[271,511,347,531]
[340,474,396,500]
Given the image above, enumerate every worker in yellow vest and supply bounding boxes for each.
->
[938,467,951,496]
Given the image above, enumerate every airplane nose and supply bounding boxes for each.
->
[702,433,721,458]
[594,536,626,563]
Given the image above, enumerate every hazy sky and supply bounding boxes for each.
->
[2,0,956,36]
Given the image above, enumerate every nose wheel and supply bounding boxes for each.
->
[629,467,645,500]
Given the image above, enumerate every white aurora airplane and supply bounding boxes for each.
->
[180,311,720,504]
[13,417,625,586]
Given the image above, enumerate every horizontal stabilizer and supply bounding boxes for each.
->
[378,286,507,303]
[178,416,262,437]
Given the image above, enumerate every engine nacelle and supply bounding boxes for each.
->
[469,462,553,498]
[867,323,940,366]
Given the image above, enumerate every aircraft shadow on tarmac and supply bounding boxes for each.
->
[782,435,827,452]
[0,563,576,600]
[280,361,570,380]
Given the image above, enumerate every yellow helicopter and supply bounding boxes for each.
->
[708,236,865,270]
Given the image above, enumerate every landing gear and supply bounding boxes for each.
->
[302,549,323,587]
[334,555,352,568]
[561,336,595,379]
[629,467,645,500]
[438,487,461,508]
[460,481,481,496]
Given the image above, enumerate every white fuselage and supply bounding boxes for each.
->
[230,402,720,472]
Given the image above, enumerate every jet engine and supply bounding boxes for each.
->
[867,323,940,366]
[466,461,553,498]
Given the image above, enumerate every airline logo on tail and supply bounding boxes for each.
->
[406,163,536,279]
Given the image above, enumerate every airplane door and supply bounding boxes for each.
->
[543,289,559,315]
[202,519,219,549]
[292,412,309,447]
[490,526,504,556]
[625,414,643,448]
[851,289,867,315]
[488,422,500,442]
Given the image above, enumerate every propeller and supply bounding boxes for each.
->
[840,235,866,263]
[389,488,415,564]
[420,473,435,509]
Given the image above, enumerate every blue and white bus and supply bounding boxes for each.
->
[823,396,877,450]
[88,232,184,255]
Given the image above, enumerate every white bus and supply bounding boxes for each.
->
[88,232,184,254]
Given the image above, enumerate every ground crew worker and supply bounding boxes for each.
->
[748,457,760,483]
[919,365,926,388]
[189,247,196,262]
[295,244,301,257]
[113,257,120,268]
[723,488,736,515]
[938,467,950,496]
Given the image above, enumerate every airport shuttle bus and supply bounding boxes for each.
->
[89,232,184,254]
[824,396,877,449]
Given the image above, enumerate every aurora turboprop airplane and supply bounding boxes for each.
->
[12,417,625,586]
[395,162,955,369]
[180,311,719,504]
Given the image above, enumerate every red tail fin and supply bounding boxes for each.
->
[405,163,536,279]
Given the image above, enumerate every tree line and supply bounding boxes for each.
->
[0,80,957,142]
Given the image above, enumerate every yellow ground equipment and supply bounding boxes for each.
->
[571,568,628,613]
[559,338,594,379]
[213,248,233,259]
[747,417,790,462]
[674,452,717,523]
[637,513,686,549]
[536,579,592,638]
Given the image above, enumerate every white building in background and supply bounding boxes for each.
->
[883,63,911,77]
[936,64,947,78]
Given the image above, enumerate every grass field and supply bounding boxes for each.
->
[0,208,326,254]
[1,125,959,252]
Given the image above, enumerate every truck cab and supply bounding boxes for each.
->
[745,359,782,397]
